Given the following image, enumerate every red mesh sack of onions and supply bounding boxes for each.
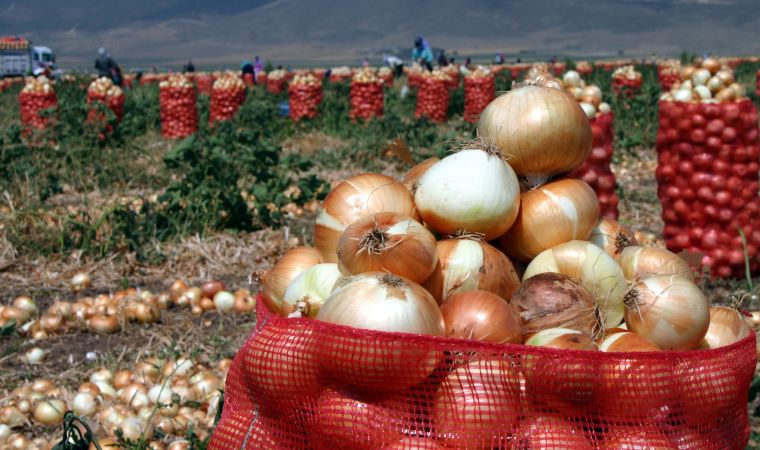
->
[87,77,125,121]
[576,61,593,76]
[658,61,682,91]
[159,75,198,139]
[611,65,643,98]
[257,71,268,85]
[19,76,58,141]
[406,66,423,89]
[442,66,460,90]
[288,74,323,122]
[211,83,756,450]
[656,59,760,278]
[415,71,450,123]
[349,69,384,121]
[267,70,288,94]
[209,73,247,125]
[242,73,254,86]
[378,67,394,86]
[463,68,495,124]
[195,73,214,95]
[329,66,352,83]
[756,69,760,97]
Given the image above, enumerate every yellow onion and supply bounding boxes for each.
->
[281,263,342,317]
[440,291,522,344]
[33,399,65,425]
[315,173,418,262]
[477,84,592,188]
[71,272,92,291]
[598,332,661,352]
[317,273,444,391]
[87,314,120,334]
[699,306,752,349]
[414,144,520,240]
[24,347,46,364]
[618,246,694,282]
[523,240,626,328]
[0,406,26,427]
[525,328,597,350]
[624,275,709,350]
[12,296,38,316]
[589,218,638,260]
[256,246,323,313]
[402,157,440,192]
[1,307,31,325]
[72,392,98,416]
[212,291,235,312]
[337,212,437,284]
[424,237,520,304]
[499,178,599,261]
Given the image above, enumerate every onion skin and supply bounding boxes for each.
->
[440,291,522,344]
[618,246,694,282]
[337,212,437,284]
[500,178,599,261]
[589,218,639,260]
[314,173,418,263]
[525,328,597,351]
[424,238,520,305]
[477,85,592,187]
[200,280,225,299]
[402,157,440,193]
[258,246,323,314]
[511,273,598,338]
[516,416,594,450]
[598,332,660,352]
[699,306,752,349]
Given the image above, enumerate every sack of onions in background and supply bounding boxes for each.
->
[349,69,384,121]
[86,77,125,138]
[378,66,394,86]
[257,71,267,85]
[463,68,495,124]
[211,83,756,450]
[159,74,198,139]
[266,69,288,94]
[414,70,450,123]
[576,60,593,77]
[195,73,214,96]
[657,60,682,91]
[288,73,323,122]
[442,65,460,90]
[209,72,247,125]
[18,76,58,143]
[611,65,643,98]
[656,58,760,278]
[329,66,352,83]
[756,68,760,96]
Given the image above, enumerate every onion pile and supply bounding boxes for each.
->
[288,73,323,121]
[159,74,198,139]
[660,59,746,104]
[209,71,246,124]
[350,69,384,120]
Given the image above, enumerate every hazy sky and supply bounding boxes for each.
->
[2,0,759,68]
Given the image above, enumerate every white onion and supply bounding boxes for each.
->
[674,89,693,102]
[579,102,596,119]
[282,263,342,317]
[212,291,235,312]
[694,85,711,100]
[24,347,46,364]
[562,70,581,87]
[691,68,711,86]
[72,392,97,416]
[33,399,65,425]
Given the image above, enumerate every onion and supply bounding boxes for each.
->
[599,428,673,449]
[317,273,444,391]
[281,263,342,317]
[477,84,592,188]
[212,291,235,312]
[525,328,597,350]
[598,331,660,352]
[72,392,97,416]
[618,246,694,282]
[598,102,611,114]
[440,290,521,344]
[257,246,323,313]
[337,212,437,284]
[579,102,596,119]
[315,173,418,262]
[402,157,440,192]
[71,272,92,291]
[433,358,520,449]
[511,273,599,338]
[516,416,593,449]
[87,314,120,334]
[414,144,520,240]
[699,306,752,349]
[716,69,734,85]
[121,416,148,441]
[584,85,603,104]
[0,424,10,441]
[25,347,46,364]
[200,280,225,299]
[0,406,26,427]
[674,89,693,102]
[424,237,520,304]
[624,275,709,350]
[1,307,31,325]
[499,178,599,261]
[33,399,65,425]
[523,240,627,328]
[589,218,638,260]
[312,388,407,449]
[691,68,711,86]
[12,296,38,316]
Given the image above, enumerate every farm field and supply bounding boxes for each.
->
[1,59,760,449]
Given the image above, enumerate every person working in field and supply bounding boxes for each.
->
[412,36,434,71]
[95,48,117,81]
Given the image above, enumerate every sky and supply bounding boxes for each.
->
[1,0,759,69]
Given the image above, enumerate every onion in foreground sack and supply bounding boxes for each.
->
[424,237,521,304]
[618,246,694,282]
[315,173,418,262]
[700,306,752,349]
[440,291,522,344]
[414,144,520,240]
[523,240,626,328]
[316,272,444,391]
[402,157,440,193]
[477,83,592,188]
[516,415,593,450]
[281,263,342,317]
[525,328,597,351]
[589,218,638,260]
[257,246,323,314]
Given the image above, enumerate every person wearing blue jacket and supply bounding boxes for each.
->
[412,36,434,71]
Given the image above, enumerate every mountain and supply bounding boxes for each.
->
[1,0,759,69]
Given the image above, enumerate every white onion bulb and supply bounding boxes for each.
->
[282,263,342,317]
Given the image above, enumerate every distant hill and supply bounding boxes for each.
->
[1,0,759,69]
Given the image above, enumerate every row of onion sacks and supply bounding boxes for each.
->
[18,76,58,144]
[266,69,288,94]
[657,60,682,91]
[414,70,451,123]
[655,59,760,278]
[463,67,495,124]
[611,65,642,97]
[288,73,323,121]
[349,68,384,121]
[209,72,246,125]
[194,72,215,95]
[159,74,198,139]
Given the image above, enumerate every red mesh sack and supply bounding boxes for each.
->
[407,70,422,89]
[288,81,323,122]
[612,77,642,98]
[209,86,247,125]
[656,99,760,278]
[756,69,760,97]
[551,62,567,77]
[576,63,593,77]
[196,74,214,95]
[379,71,394,87]
[349,80,384,121]
[463,72,495,124]
[19,91,57,132]
[243,73,255,86]
[87,91,125,122]
[210,296,756,449]
[570,111,619,219]
[257,72,268,85]
[658,66,681,91]
[267,77,287,94]
[329,73,351,84]
[415,77,449,123]
[159,85,198,139]
[444,70,460,90]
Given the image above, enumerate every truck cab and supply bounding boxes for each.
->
[31,46,55,74]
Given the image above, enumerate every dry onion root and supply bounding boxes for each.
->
[589,218,639,260]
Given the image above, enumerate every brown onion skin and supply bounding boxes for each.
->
[200,280,225,299]
[589,218,639,260]
[618,246,694,282]
[699,306,752,349]
[511,273,597,338]
[599,332,661,352]
[402,157,440,193]
[440,291,522,344]
[259,246,323,313]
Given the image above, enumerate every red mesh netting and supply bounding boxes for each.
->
[196,75,214,95]
[611,77,642,98]
[267,77,287,94]
[415,78,449,123]
[658,66,680,92]
[444,70,460,90]
[570,111,619,219]
[755,69,760,97]
[209,86,247,125]
[87,92,125,121]
[288,83,323,122]
[349,80,384,121]
[243,73,255,87]
[19,91,57,131]
[463,74,495,124]
[551,62,566,77]
[159,86,198,139]
[656,99,760,278]
[209,295,756,449]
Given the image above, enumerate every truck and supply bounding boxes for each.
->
[0,36,56,78]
